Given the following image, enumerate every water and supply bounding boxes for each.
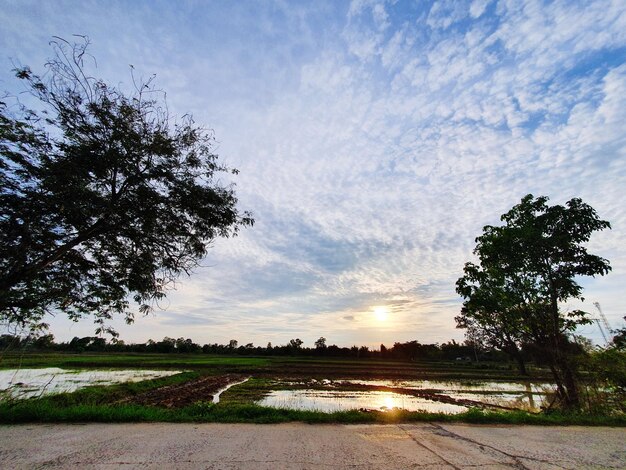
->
[0,368,181,400]
[258,389,468,414]
[213,377,250,403]
[339,379,553,394]
[442,392,542,411]
[258,379,554,413]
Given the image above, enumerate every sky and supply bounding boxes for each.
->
[1,0,625,348]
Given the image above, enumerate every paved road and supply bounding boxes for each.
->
[1,423,624,469]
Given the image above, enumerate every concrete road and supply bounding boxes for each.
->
[0,423,624,469]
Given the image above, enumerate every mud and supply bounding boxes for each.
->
[121,374,247,408]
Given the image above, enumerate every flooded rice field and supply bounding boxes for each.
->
[0,368,555,415]
[0,368,180,400]
[339,379,552,394]
[256,378,554,414]
[258,389,469,413]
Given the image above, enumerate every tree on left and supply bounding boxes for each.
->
[0,37,253,335]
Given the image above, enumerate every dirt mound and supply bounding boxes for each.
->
[122,374,246,408]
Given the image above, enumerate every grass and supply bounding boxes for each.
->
[218,377,278,404]
[1,352,622,426]
[0,352,548,381]
[0,352,270,370]
[2,399,625,426]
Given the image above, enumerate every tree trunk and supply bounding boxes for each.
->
[545,344,580,410]
[504,341,528,376]
[545,273,581,409]
[559,356,580,409]
[548,363,568,406]
[514,351,528,376]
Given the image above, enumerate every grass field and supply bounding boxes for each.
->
[0,351,550,379]
[0,352,271,370]
[1,352,623,426]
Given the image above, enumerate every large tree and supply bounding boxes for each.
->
[456,194,611,409]
[0,38,253,334]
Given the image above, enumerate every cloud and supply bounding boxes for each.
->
[427,0,469,30]
[469,0,491,18]
[2,0,625,347]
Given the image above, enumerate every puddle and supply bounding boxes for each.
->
[258,389,468,414]
[213,377,250,403]
[0,368,181,400]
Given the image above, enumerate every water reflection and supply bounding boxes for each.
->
[443,392,542,411]
[258,389,468,414]
[272,378,554,413]
[0,368,180,400]
[340,379,553,394]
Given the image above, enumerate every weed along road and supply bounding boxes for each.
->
[1,423,625,469]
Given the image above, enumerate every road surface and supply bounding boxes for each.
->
[1,423,624,469]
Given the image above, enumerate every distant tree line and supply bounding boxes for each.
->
[1,333,515,362]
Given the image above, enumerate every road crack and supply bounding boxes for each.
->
[397,424,463,469]
[429,424,570,469]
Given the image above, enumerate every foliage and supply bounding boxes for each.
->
[0,38,252,334]
[0,333,512,364]
[611,316,626,350]
[456,194,611,408]
[580,347,626,414]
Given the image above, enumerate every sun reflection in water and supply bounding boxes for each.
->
[259,389,468,414]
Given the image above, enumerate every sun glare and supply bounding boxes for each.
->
[373,306,388,321]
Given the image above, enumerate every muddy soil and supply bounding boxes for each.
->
[121,374,246,408]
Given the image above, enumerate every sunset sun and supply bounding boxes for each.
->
[373,306,389,322]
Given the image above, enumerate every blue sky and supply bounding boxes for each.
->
[1,0,625,347]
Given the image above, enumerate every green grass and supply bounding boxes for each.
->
[1,399,624,426]
[0,352,545,379]
[0,352,270,370]
[1,368,623,426]
[218,377,277,404]
[3,352,620,425]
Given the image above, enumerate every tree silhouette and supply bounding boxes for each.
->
[456,194,611,408]
[0,38,253,334]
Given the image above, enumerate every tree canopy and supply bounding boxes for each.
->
[0,38,253,334]
[456,194,611,408]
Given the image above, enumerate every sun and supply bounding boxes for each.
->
[373,306,389,321]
